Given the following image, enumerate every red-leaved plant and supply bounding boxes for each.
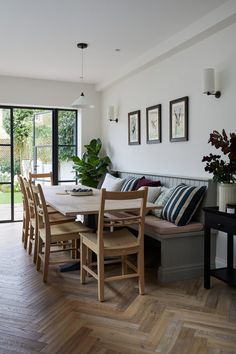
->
[202,130,236,183]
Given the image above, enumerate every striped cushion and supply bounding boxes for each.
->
[121,177,140,191]
[162,184,206,226]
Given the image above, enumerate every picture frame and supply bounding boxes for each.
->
[128,110,141,145]
[146,104,161,144]
[169,96,188,142]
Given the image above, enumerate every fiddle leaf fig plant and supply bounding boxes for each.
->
[72,138,111,188]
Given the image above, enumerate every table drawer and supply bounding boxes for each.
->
[205,212,236,234]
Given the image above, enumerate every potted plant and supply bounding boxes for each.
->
[72,138,111,188]
[202,129,236,211]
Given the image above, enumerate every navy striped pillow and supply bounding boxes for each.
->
[121,177,140,191]
[162,184,206,226]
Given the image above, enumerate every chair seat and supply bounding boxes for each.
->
[81,228,139,255]
[48,212,75,223]
[39,221,91,243]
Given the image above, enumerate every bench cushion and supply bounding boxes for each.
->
[144,215,203,235]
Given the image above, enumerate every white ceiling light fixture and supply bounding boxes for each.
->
[72,43,95,109]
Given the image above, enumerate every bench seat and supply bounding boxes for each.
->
[144,215,203,236]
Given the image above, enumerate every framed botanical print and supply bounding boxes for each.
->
[146,104,161,144]
[128,110,141,145]
[169,96,188,142]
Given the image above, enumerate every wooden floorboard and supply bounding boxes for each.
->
[0,222,236,353]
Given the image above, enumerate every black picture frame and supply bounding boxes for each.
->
[146,104,161,144]
[169,96,188,142]
[128,110,141,145]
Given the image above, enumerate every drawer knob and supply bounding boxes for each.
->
[217,223,222,227]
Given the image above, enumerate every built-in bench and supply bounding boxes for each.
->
[118,171,217,282]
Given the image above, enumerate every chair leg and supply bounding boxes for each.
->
[87,248,92,277]
[75,239,80,259]
[43,244,50,283]
[137,251,145,295]
[33,227,38,264]
[98,251,105,302]
[23,218,30,249]
[28,225,34,255]
[22,217,25,243]
[36,237,43,271]
[80,239,86,284]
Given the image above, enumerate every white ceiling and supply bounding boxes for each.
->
[0,0,232,90]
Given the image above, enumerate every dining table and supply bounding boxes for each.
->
[43,184,159,217]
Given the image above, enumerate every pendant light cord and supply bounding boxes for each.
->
[81,46,84,81]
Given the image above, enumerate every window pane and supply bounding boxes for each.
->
[58,111,76,145]
[58,146,76,181]
[0,184,11,220]
[0,108,11,144]
[0,147,11,182]
[34,111,52,145]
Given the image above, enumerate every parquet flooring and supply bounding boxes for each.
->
[0,222,236,354]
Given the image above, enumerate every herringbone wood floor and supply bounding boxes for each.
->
[0,222,236,354]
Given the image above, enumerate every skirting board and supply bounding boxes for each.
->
[157,261,216,283]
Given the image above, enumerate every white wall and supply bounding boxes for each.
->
[101,22,236,178]
[0,75,101,151]
[101,21,236,267]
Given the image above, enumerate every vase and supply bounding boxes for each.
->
[217,183,236,212]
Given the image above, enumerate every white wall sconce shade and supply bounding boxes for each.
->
[108,105,118,122]
[203,68,221,98]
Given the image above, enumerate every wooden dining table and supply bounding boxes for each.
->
[43,184,159,216]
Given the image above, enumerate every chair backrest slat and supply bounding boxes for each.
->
[29,172,54,186]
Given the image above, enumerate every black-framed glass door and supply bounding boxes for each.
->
[0,106,77,223]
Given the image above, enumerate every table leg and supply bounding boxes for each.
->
[204,227,211,289]
[227,234,234,270]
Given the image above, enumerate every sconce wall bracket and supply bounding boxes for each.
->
[109,118,118,123]
[206,91,221,98]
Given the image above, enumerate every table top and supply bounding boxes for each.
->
[43,184,159,216]
[203,206,236,219]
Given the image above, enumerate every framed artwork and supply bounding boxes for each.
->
[169,96,188,142]
[146,104,161,144]
[128,110,141,145]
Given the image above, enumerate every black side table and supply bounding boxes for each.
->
[203,206,236,289]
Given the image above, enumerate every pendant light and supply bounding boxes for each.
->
[72,43,94,109]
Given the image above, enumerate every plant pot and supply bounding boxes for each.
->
[217,183,236,212]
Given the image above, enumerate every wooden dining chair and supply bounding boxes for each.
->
[29,171,54,185]
[80,187,148,302]
[31,183,92,282]
[23,178,75,263]
[18,175,30,248]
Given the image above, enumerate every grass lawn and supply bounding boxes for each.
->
[0,191,22,204]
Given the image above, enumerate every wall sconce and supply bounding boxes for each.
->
[203,68,221,98]
[108,105,118,122]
